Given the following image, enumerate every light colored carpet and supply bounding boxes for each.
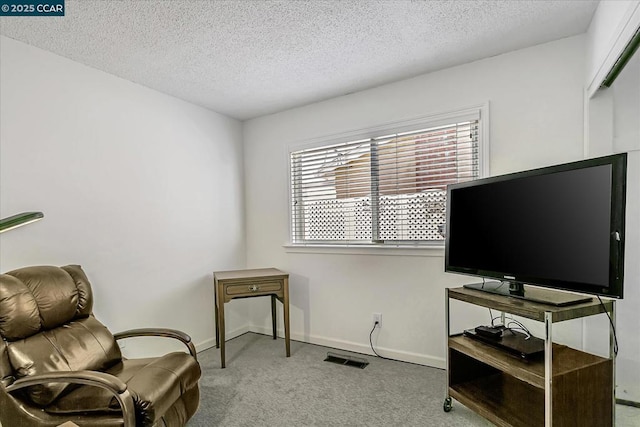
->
[187,332,491,426]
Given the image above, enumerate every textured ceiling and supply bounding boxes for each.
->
[0,0,598,120]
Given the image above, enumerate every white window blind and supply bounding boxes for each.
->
[290,117,481,245]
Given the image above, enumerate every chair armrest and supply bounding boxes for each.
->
[6,370,136,427]
[114,328,197,360]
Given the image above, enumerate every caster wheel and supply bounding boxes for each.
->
[443,397,452,412]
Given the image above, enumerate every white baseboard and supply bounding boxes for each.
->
[195,325,250,353]
[248,325,446,369]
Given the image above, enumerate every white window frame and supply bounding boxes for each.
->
[285,104,490,254]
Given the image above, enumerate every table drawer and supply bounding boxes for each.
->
[225,281,283,296]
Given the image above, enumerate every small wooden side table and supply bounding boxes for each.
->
[213,268,290,368]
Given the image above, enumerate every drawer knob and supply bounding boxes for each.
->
[249,285,260,292]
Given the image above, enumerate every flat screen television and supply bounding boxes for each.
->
[445,153,627,306]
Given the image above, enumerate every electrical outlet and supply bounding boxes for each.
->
[372,313,382,329]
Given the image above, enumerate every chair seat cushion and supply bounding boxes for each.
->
[46,352,201,426]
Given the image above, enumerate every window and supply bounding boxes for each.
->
[289,108,485,246]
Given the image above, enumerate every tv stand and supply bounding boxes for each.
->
[445,286,615,426]
[463,281,592,306]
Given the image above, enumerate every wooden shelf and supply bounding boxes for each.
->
[448,286,613,322]
[449,335,610,390]
[450,373,544,427]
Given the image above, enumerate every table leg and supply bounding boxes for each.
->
[218,289,226,368]
[610,301,616,427]
[271,294,277,340]
[544,311,552,426]
[214,280,219,349]
[283,277,290,357]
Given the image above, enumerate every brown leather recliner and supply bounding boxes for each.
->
[0,265,201,427]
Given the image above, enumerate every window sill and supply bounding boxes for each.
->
[283,243,445,257]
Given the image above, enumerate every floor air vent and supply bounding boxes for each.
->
[324,351,369,369]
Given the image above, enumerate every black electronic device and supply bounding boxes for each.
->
[474,325,505,340]
[464,328,545,360]
[445,153,627,304]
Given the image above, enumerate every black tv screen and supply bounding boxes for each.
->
[445,153,627,301]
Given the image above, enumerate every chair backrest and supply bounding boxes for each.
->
[0,265,122,406]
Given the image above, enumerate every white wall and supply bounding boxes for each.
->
[613,148,640,403]
[612,53,640,152]
[584,1,640,403]
[0,36,248,356]
[243,36,587,366]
